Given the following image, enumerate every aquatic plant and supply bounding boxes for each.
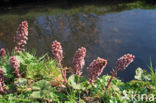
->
[87,57,107,84]
[106,53,135,89]
[0,48,6,57]
[0,68,5,94]
[9,56,21,78]
[14,21,28,53]
[72,47,86,75]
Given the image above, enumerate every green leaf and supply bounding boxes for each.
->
[38,53,48,61]
[68,75,87,90]
[31,91,41,99]
[14,78,27,87]
[33,80,51,90]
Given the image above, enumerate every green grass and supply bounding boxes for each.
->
[148,60,156,86]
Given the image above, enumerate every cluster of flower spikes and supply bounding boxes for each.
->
[72,47,86,75]
[0,68,5,93]
[51,40,64,63]
[9,56,21,78]
[0,48,6,57]
[115,53,135,71]
[14,21,28,53]
[88,57,107,84]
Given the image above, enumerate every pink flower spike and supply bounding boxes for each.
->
[9,56,21,78]
[88,57,107,84]
[115,53,135,71]
[51,40,64,63]
[72,47,86,75]
[14,21,28,53]
[0,48,6,57]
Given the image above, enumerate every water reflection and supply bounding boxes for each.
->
[0,9,156,81]
[28,14,99,67]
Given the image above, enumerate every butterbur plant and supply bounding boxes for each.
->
[0,48,6,57]
[14,21,28,53]
[106,53,135,89]
[72,47,86,75]
[88,57,107,84]
[0,68,5,94]
[9,56,21,78]
[51,40,67,86]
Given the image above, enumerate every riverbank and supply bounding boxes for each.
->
[1,0,156,15]
[0,47,155,102]
[0,0,156,8]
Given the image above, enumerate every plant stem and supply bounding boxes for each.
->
[106,68,118,89]
[58,62,68,88]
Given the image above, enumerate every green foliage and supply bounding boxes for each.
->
[0,51,155,102]
[89,75,124,102]
[31,80,59,102]
[148,61,156,86]
[68,74,88,90]
[0,92,32,103]
[135,67,151,81]
[0,53,15,83]
[14,78,27,91]
[0,51,63,102]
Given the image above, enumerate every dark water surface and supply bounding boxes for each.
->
[0,4,156,81]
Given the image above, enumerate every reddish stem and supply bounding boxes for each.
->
[14,68,21,78]
[58,62,68,88]
[106,68,118,89]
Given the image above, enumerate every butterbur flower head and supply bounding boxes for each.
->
[9,56,20,69]
[9,56,21,78]
[0,68,4,83]
[88,57,107,84]
[16,21,28,36]
[115,53,135,71]
[14,21,28,53]
[51,40,63,63]
[72,47,86,75]
[0,48,6,57]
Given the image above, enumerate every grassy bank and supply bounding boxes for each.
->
[0,51,155,102]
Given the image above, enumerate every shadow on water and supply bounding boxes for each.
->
[0,2,156,82]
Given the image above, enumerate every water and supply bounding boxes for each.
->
[0,4,156,82]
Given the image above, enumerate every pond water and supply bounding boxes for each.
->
[0,3,156,81]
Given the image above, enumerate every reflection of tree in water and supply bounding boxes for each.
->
[30,13,99,67]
